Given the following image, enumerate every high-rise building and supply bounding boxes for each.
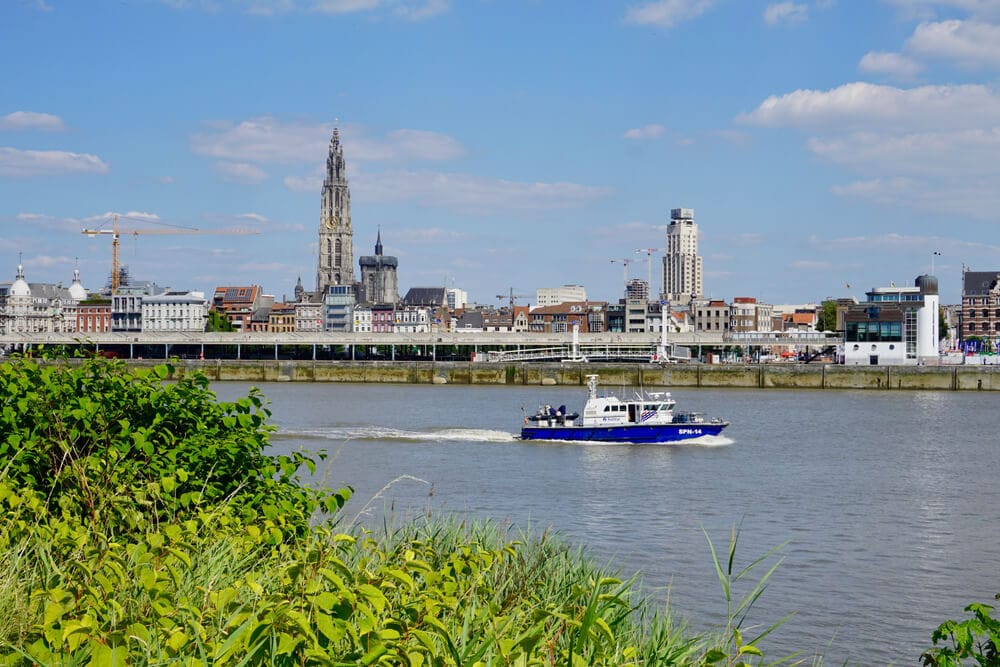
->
[316,127,354,295]
[662,208,703,304]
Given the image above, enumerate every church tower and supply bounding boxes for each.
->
[316,126,354,296]
[359,228,399,305]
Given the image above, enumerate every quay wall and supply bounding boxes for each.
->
[152,360,1000,391]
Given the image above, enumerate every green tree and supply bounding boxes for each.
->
[206,308,234,332]
[816,299,838,332]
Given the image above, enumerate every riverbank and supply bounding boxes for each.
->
[153,359,1000,390]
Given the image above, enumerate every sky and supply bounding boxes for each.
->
[2,0,1000,307]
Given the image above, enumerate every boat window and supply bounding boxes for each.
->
[603,406,611,412]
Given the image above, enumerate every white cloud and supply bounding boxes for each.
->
[738,81,1000,130]
[391,0,448,21]
[353,169,613,214]
[741,80,1000,220]
[215,161,268,184]
[237,212,269,222]
[192,118,464,165]
[162,0,447,19]
[284,174,322,192]
[0,111,65,131]
[831,175,1000,220]
[764,2,808,25]
[858,51,924,79]
[883,0,1000,21]
[791,259,832,270]
[624,0,714,28]
[393,227,467,243]
[623,124,666,140]
[906,19,1000,67]
[808,128,1000,177]
[0,148,108,177]
[31,0,54,11]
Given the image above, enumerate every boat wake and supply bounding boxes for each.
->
[275,426,517,444]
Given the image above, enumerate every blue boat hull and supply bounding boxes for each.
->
[519,422,728,443]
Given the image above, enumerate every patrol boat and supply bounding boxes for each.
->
[520,374,728,443]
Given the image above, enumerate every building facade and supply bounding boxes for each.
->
[843,275,939,365]
[960,270,1000,343]
[1,263,79,334]
[323,284,355,332]
[141,291,209,332]
[212,285,263,332]
[535,285,587,308]
[694,299,730,333]
[358,230,398,305]
[662,208,703,304]
[317,127,354,296]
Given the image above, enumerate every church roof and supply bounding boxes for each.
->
[402,287,447,307]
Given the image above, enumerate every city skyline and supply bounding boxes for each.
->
[3,0,1000,305]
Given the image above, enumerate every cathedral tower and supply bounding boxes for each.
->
[316,126,354,295]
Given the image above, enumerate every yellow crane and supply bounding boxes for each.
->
[82,214,258,292]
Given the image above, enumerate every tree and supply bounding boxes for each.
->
[206,308,234,332]
[816,300,838,332]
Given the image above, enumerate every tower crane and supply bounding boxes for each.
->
[82,214,258,292]
[496,287,529,310]
[610,258,635,289]
[635,247,663,300]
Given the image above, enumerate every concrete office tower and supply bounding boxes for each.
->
[662,208,703,304]
[317,126,354,295]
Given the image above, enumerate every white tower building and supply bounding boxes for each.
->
[662,208,703,304]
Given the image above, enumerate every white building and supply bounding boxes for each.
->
[1,262,79,334]
[294,301,323,332]
[446,287,468,312]
[843,275,939,365]
[141,291,209,332]
[535,285,586,307]
[395,305,432,333]
[662,208,703,304]
[353,306,373,333]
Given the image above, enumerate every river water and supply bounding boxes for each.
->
[211,381,999,665]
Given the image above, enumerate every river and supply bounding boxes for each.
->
[211,381,1000,665]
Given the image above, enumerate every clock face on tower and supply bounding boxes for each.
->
[325,214,339,230]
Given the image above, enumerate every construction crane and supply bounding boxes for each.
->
[82,214,258,291]
[496,287,529,311]
[635,248,663,299]
[610,258,635,289]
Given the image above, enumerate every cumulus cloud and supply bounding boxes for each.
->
[624,0,714,28]
[0,148,109,177]
[215,161,268,184]
[764,2,808,25]
[284,174,322,193]
[906,19,1000,67]
[858,51,923,79]
[0,111,66,131]
[623,124,666,140]
[192,118,464,165]
[737,81,1000,130]
[791,259,832,270]
[162,0,447,19]
[741,78,1000,220]
[352,170,613,214]
[883,0,1000,22]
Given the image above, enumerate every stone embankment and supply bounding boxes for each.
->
[154,360,1000,391]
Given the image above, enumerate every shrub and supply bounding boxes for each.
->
[0,355,349,538]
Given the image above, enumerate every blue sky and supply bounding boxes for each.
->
[2,0,999,306]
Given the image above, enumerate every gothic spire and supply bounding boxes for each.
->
[375,227,383,256]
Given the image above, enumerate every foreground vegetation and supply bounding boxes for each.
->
[0,355,995,665]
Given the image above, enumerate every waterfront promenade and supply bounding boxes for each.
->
[119,358,1000,391]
